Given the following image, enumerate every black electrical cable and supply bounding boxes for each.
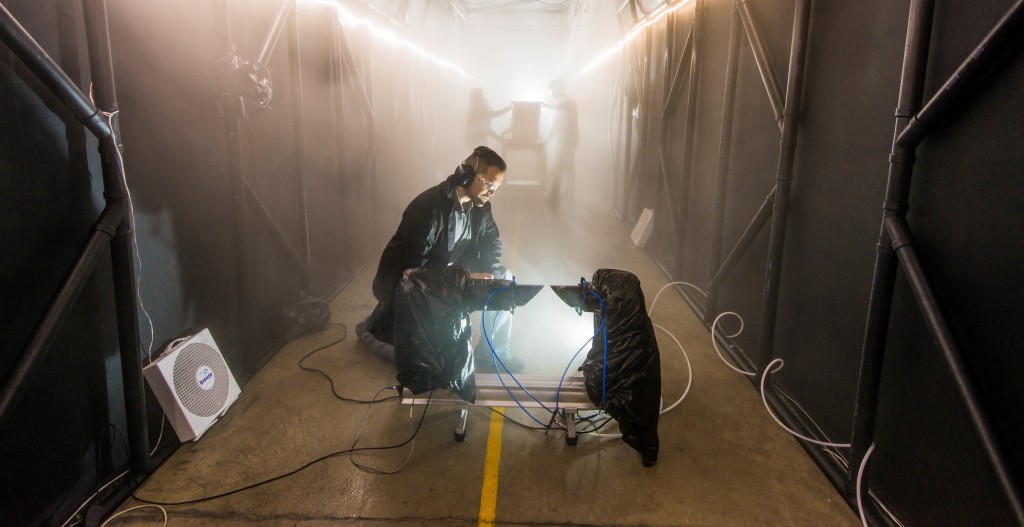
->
[131,389,430,507]
[578,417,615,434]
[298,323,398,404]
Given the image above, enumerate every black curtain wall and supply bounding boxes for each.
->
[608,1,1024,525]
[0,0,465,524]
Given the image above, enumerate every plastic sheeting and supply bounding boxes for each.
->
[393,266,476,403]
[581,269,661,466]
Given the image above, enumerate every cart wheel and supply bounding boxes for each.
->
[566,436,578,446]
[454,432,467,442]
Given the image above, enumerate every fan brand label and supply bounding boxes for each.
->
[195,366,215,390]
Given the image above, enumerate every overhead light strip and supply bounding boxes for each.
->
[305,0,475,79]
[574,0,694,80]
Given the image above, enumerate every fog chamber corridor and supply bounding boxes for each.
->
[2,0,1023,526]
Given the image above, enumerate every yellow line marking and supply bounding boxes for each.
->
[477,187,521,525]
[478,407,505,526]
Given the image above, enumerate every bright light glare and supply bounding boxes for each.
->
[303,0,474,80]
[573,0,695,80]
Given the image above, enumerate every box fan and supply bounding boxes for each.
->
[142,329,241,442]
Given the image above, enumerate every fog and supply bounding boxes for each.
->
[100,0,632,374]
[306,0,628,372]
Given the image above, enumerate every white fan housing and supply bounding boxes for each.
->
[631,208,655,248]
[142,328,241,442]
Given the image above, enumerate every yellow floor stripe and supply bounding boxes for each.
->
[478,408,505,526]
[477,192,522,526]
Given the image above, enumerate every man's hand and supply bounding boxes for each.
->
[470,272,495,280]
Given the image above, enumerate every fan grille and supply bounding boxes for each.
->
[172,343,230,417]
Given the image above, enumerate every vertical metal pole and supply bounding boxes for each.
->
[704,4,743,323]
[658,20,693,243]
[620,46,635,216]
[217,0,252,355]
[709,4,741,282]
[623,33,652,222]
[286,2,312,291]
[673,0,704,279]
[327,10,350,273]
[848,0,935,492]
[56,0,89,182]
[82,0,149,476]
[756,0,812,372]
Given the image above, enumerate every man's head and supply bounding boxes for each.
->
[461,146,506,207]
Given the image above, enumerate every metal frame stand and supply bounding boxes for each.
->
[401,373,598,446]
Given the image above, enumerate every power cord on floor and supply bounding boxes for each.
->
[759,359,851,448]
[673,280,851,449]
[711,311,755,376]
[130,387,428,507]
[298,323,399,404]
[857,443,877,527]
[100,504,167,527]
[349,388,419,474]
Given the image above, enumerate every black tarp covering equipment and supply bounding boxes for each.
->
[393,266,477,403]
[580,269,662,467]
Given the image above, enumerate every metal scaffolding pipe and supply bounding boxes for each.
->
[708,5,742,289]
[737,0,785,129]
[82,0,150,477]
[244,179,311,279]
[0,204,123,428]
[0,3,109,145]
[624,31,655,222]
[658,17,693,243]
[885,217,1024,524]
[756,0,812,372]
[216,0,253,355]
[673,0,705,273]
[0,2,147,477]
[705,186,775,320]
[896,0,1024,150]
[286,4,312,291]
[337,23,376,121]
[257,0,293,66]
[849,0,935,494]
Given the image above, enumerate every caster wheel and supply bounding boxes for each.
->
[566,436,578,446]
[454,432,467,442]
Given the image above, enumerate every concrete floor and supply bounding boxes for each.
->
[110,187,861,526]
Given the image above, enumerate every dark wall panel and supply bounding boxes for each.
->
[613,0,1024,524]
[2,0,467,523]
[870,0,1024,523]
[774,0,905,444]
[1,2,123,524]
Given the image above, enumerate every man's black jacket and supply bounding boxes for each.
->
[371,172,503,304]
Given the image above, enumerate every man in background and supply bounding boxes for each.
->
[466,88,511,149]
[544,79,579,205]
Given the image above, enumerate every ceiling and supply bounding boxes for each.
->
[448,0,597,33]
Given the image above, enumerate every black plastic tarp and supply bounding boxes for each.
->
[393,265,476,403]
[581,269,661,466]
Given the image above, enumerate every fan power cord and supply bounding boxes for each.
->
[298,323,399,404]
[131,387,426,506]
